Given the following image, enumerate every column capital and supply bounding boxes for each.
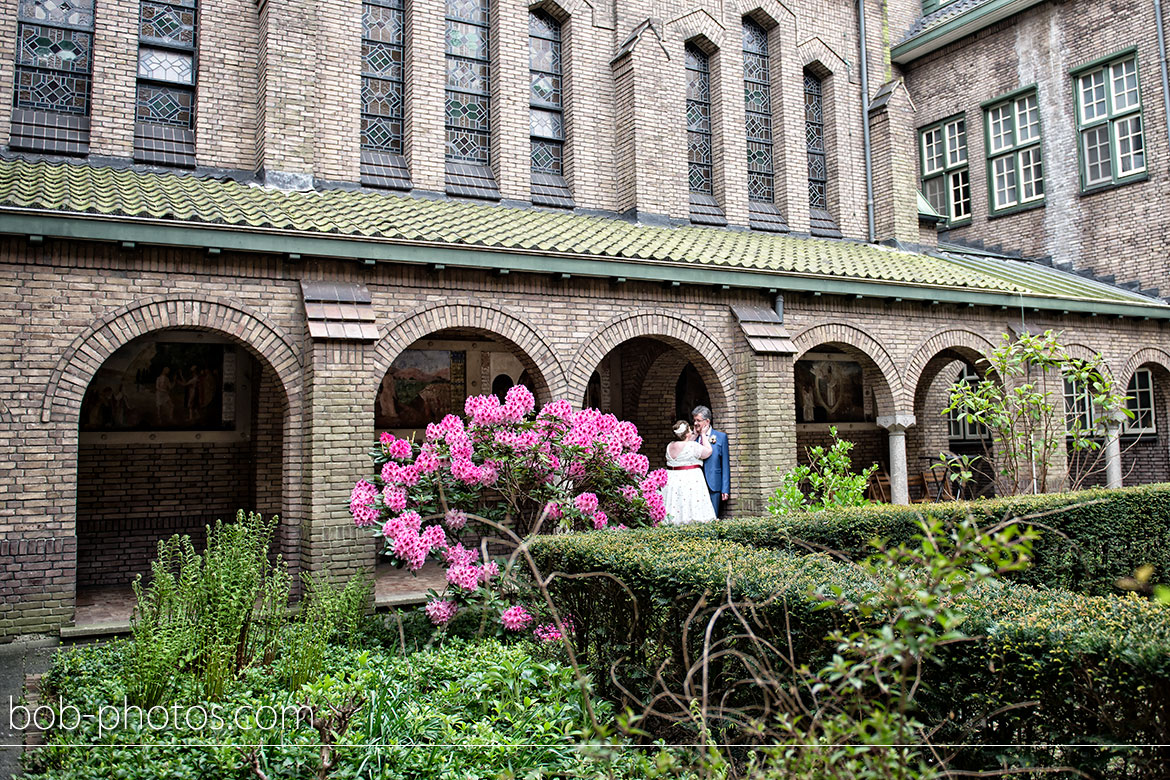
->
[876,414,916,433]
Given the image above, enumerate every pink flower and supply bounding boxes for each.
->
[501,605,534,632]
[450,458,482,485]
[592,511,609,530]
[618,452,649,478]
[379,431,394,445]
[534,617,575,643]
[388,437,412,460]
[538,400,573,421]
[382,485,407,513]
[574,492,599,516]
[544,501,563,520]
[478,461,499,486]
[502,384,535,421]
[447,563,480,591]
[421,523,447,550]
[641,469,669,492]
[479,560,499,584]
[619,485,638,502]
[415,448,440,474]
[443,544,479,567]
[444,508,467,531]
[350,480,380,527]
[646,493,666,525]
[425,599,458,626]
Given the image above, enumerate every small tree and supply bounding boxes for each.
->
[769,426,878,514]
[943,329,1129,495]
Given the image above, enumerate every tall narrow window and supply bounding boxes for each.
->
[804,69,838,236]
[445,0,498,198]
[743,18,785,232]
[918,115,971,224]
[134,0,197,166]
[361,0,410,189]
[984,89,1043,213]
[529,11,572,207]
[1074,52,1145,191]
[12,0,95,155]
[686,44,726,225]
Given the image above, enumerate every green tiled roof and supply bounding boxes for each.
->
[0,158,1164,313]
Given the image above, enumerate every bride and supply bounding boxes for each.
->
[661,420,717,525]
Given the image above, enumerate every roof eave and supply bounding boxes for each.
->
[892,0,1048,65]
[2,208,1168,320]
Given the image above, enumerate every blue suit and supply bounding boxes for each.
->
[701,429,730,516]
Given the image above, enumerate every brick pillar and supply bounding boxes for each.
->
[88,0,137,158]
[733,347,796,515]
[405,0,446,191]
[301,341,376,587]
[256,0,319,184]
[490,0,530,201]
[868,82,920,246]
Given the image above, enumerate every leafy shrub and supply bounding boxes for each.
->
[26,639,672,780]
[768,425,877,513]
[635,483,1170,595]
[126,511,290,705]
[279,570,373,690]
[527,528,1170,776]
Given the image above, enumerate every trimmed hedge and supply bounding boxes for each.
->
[630,483,1170,595]
[528,530,1170,776]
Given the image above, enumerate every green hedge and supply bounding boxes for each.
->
[528,530,1170,775]
[633,483,1170,595]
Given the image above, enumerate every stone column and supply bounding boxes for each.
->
[1104,418,1124,489]
[877,414,916,505]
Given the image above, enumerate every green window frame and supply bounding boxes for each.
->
[920,0,957,15]
[982,87,1044,213]
[918,114,971,224]
[1072,50,1146,191]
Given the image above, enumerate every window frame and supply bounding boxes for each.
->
[947,364,990,442]
[685,42,714,197]
[360,0,405,156]
[918,113,972,225]
[444,0,492,166]
[1071,49,1147,193]
[528,9,565,179]
[981,85,1045,216]
[742,17,774,206]
[1124,368,1157,435]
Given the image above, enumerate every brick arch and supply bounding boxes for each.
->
[1120,347,1170,387]
[905,328,996,398]
[41,296,303,424]
[667,8,726,49]
[792,322,903,413]
[797,36,847,72]
[1064,342,1115,380]
[373,299,568,403]
[734,0,795,24]
[569,311,736,412]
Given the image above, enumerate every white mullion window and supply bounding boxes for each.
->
[919,116,970,223]
[1124,368,1156,434]
[984,90,1044,213]
[948,365,988,441]
[1064,377,1095,435]
[1075,53,1145,189]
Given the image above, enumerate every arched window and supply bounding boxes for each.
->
[743,18,785,231]
[804,68,838,236]
[529,10,572,207]
[686,43,726,225]
[134,0,198,166]
[12,0,96,155]
[361,0,410,190]
[445,0,498,198]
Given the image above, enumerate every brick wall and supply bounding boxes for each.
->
[902,0,1170,295]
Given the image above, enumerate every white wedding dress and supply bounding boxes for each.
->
[662,441,717,525]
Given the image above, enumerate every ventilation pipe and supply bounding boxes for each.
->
[858,0,876,243]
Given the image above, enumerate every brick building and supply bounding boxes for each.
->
[3,0,1170,637]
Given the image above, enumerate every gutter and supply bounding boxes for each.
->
[1156,0,1170,165]
[891,0,1047,64]
[2,209,1169,320]
[858,0,876,243]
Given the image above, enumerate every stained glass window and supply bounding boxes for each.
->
[446,0,491,164]
[804,70,826,211]
[363,0,404,155]
[14,0,94,115]
[742,19,773,204]
[135,0,196,129]
[686,44,712,195]
[529,10,563,176]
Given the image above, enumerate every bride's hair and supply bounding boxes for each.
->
[672,420,691,441]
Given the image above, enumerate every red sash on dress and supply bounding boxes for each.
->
[667,465,703,470]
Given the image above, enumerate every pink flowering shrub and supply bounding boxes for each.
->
[353,385,665,632]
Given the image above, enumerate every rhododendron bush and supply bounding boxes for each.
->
[350,384,667,632]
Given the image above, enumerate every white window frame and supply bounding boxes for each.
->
[1124,368,1156,435]
[1073,52,1146,190]
[983,89,1044,213]
[948,365,988,441]
[919,115,971,224]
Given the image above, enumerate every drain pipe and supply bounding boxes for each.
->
[858,0,876,243]
[1156,0,1170,160]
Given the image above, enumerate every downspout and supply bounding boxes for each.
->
[858,0,876,243]
[1155,0,1170,161]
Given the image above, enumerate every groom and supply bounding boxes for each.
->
[692,405,730,517]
